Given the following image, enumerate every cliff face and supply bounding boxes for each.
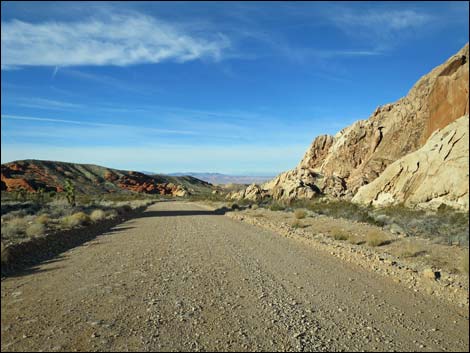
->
[230,43,469,210]
[352,115,469,211]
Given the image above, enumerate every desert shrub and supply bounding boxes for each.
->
[26,223,46,238]
[90,209,106,222]
[1,218,28,239]
[35,214,50,225]
[376,204,468,245]
[61,212,90,228]
[269,202,286,211]
[294,209,307,219]
[332,231,349,241]
[366,231,390,247]
[293,199,379,225]
[231,203,240,210]
[251,204,259,210]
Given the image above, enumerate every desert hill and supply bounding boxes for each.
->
[1,159,212,197]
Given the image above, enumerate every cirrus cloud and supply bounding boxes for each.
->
[1,11,231,69]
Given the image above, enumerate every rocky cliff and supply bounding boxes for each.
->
[230,43,469,210]
[352,115,469,210]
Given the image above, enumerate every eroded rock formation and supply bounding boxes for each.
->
[352,115,469,210]
[232,43,469,210]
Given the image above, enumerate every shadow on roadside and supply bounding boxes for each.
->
[134,207,229,218]
[1,210,144,279]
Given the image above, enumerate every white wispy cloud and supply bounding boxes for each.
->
[1,11,230,69]
[333,9,432,31]
[10,97,83,110]
[329,8,434,47]
[1,114,197,135]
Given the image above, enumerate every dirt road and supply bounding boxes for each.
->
[1,201,469,351]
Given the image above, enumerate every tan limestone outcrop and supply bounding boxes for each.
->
[237,43,469,207]
[352,115,469,211]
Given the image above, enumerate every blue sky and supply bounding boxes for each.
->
[1,1,468,175]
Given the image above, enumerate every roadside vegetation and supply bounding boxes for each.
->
[222,197,469,246]
[1,186,159,249]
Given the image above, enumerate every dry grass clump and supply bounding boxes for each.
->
[332,230,349,241]
[26,223,46,238]
[366,230,390,247]
[90,209,106,222]
[1,218,28,239]
[251,204,259,210]
[34,214,50,225]
[294,209,307,219]
[61,212,91,228]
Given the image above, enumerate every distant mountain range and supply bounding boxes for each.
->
[165,173,275,185]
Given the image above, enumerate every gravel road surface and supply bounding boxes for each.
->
[1,201,468,351]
